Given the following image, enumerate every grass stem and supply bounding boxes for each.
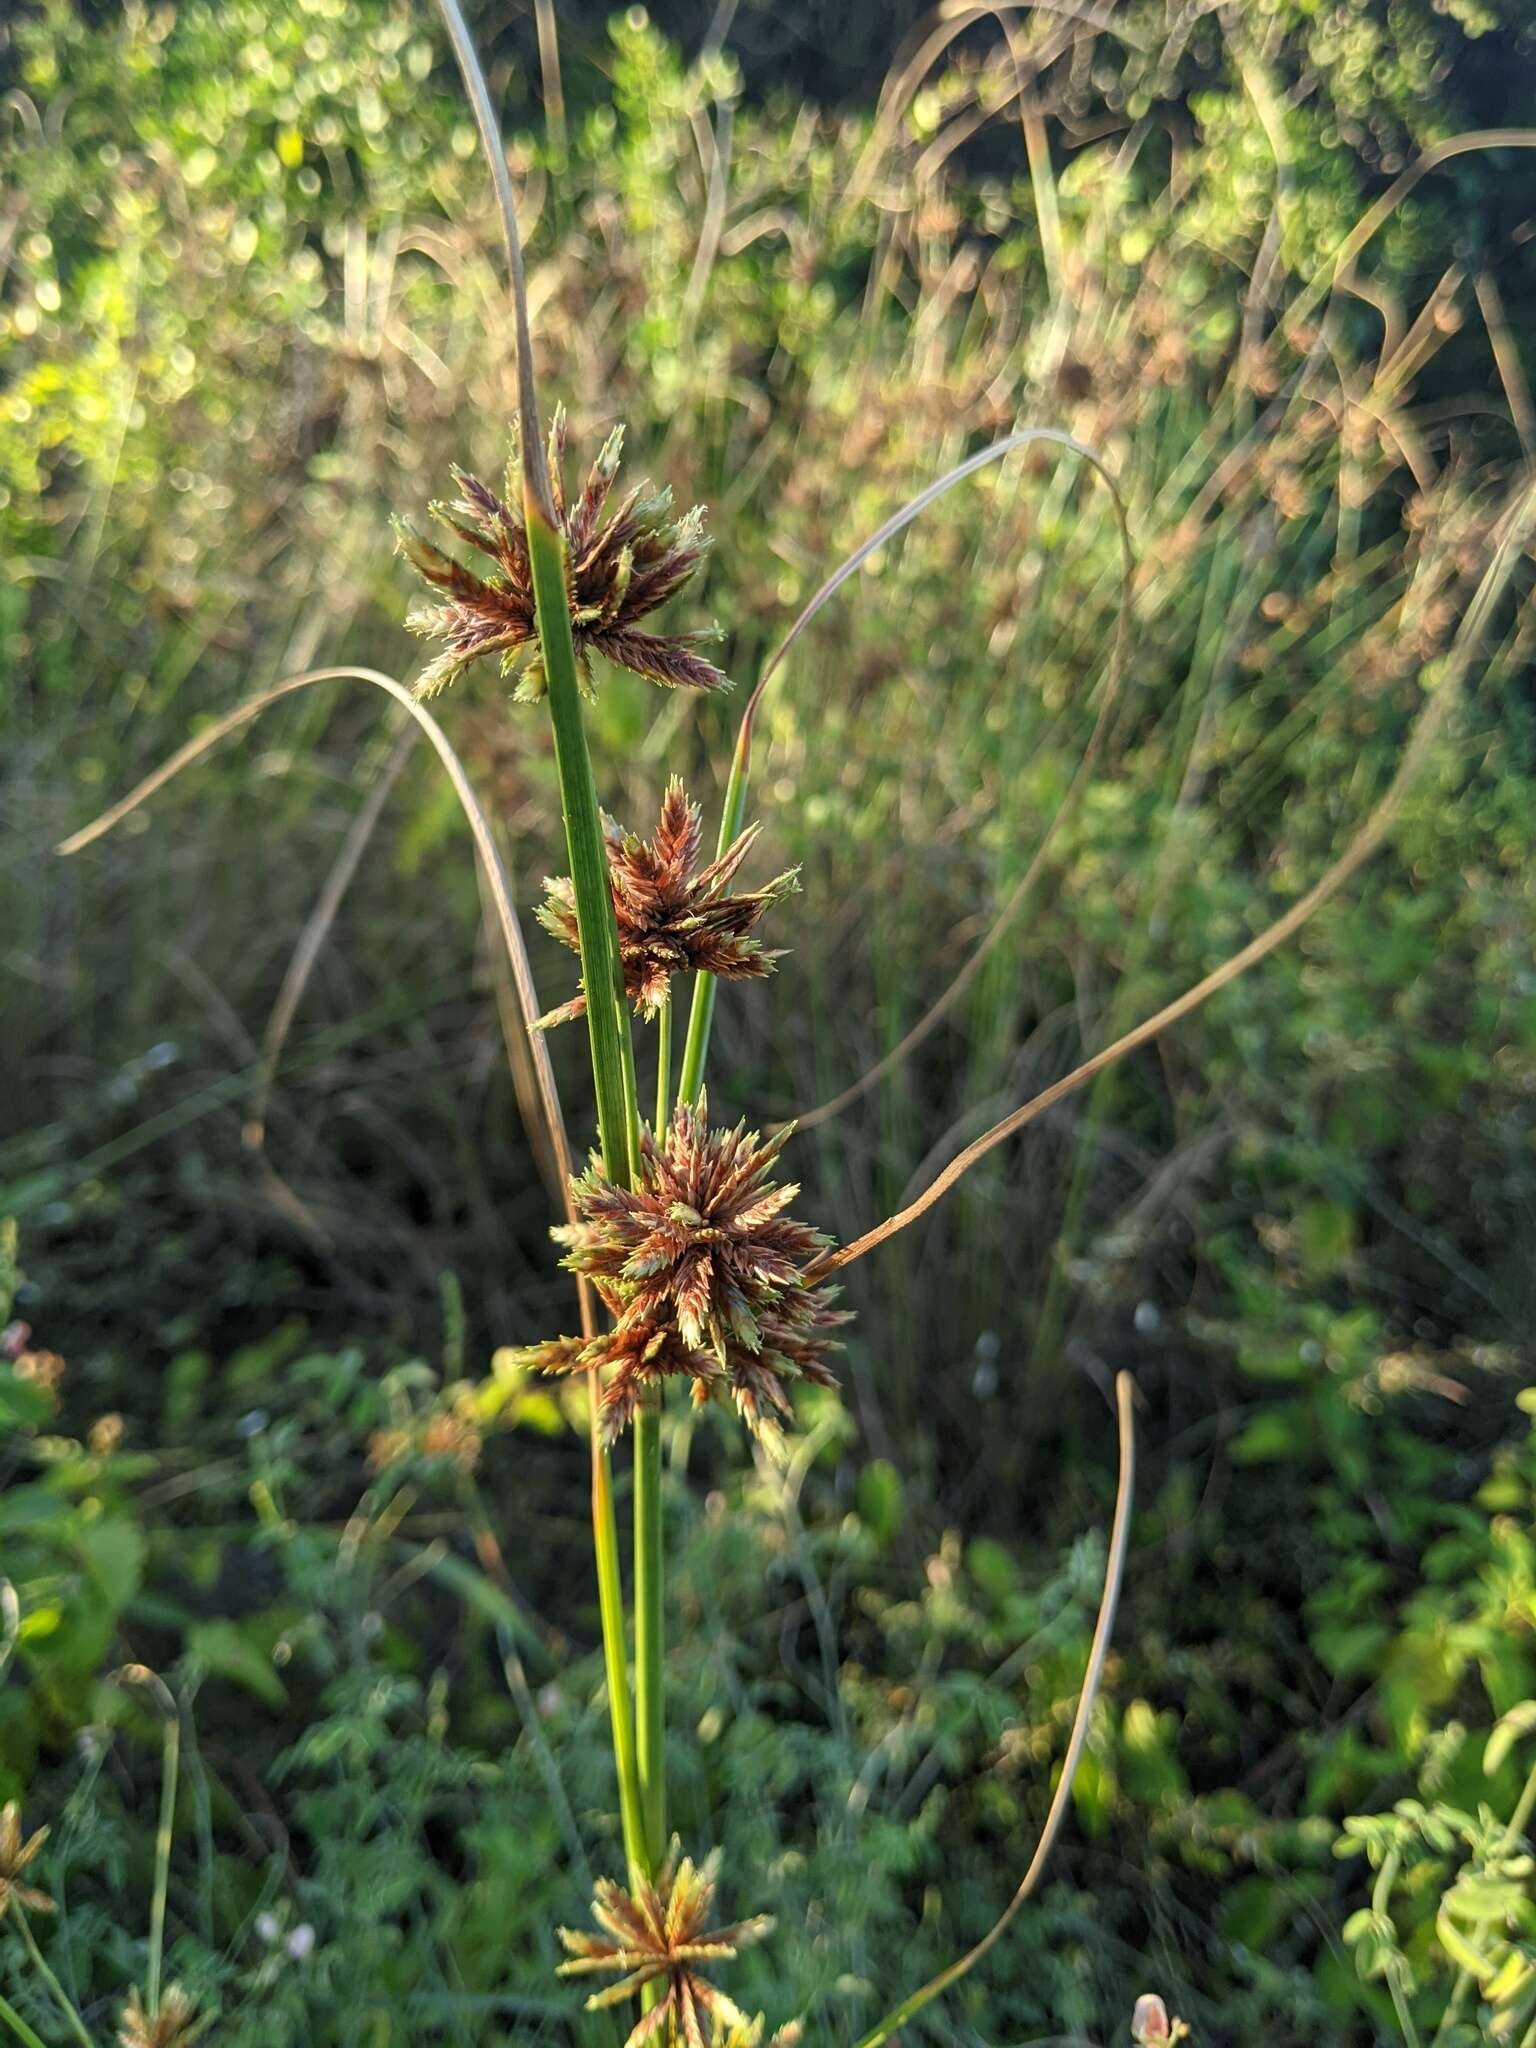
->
[0,1993,49,2048]
[633,1399,666,1872]
[148,1700,180,2019]
[13,1912,91,2048]
[654,997,672,1132]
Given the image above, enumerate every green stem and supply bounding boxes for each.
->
[592,1430,650,1886]
[678,736,751,1105]
[634,1007,670,1891]
[633,1398,665,1871]
[0,1993,49,2048]
[654,997,672,1132]
[618,1004,643,1182]
[12,1913,91,2048]
[440,0,660,1961]
[526,513,632,1184]
[524,506,659,1890]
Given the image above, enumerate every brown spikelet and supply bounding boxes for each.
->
[511,1099,847,1443]
[117,1985,204,2048]
[554,1097,830,1358]
[395,413,730,702]
[557,1843,772,2048]
[117,1982,205,2048]
[536,778,798,1026]
[507,1281,723,1444]
[0,1803,53,1921]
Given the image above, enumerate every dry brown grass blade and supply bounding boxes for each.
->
[813,485,1533,1283]
[55,666,583,1279]
[1282,129,1536,348]
[244,723,416,1155]
[475,822,565,1204]
[1474,267,1536,462]
[849,1370,1136,2048]
[846,1,1144,210]
[792,437,1133,1132]
[725,427,1130,1132]
[432,0,557,528]
[740,427,1128,752]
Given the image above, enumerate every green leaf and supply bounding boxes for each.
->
[186,1619,287,1709]
[856,1460,903,1547]
[0,1372,53,1430]
[1486,1701,1536,1776]
[1230,1405,1306,1463]
[1436,1908,1497,1982]
[75,1517,146,1612]
[1443,1877,1528,1923]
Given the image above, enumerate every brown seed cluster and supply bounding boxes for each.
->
[557,1842,772,2048]
[0,1802,53,1922]
[536,778,798,1027]
[118,1984,203,2048]
[396,412,729,702]
[511,1097,845,1444]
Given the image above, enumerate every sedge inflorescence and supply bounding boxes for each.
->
[536,776,798,1027]
[512,1096,846,1444]
[0,1803,52,1922]
[118,1985,204,2048]
[557,1842,773,2048]
[396,411,728,702]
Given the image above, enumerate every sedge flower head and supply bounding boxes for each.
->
[510,1282,721,1444]
[508,1098,846,1444]
[0,1802,52,1921]
[557,1843,771,2048]
[536,778,798,1027]
[396,410,728,702]
[118,1985,204,2048]
[515,1275,844,1447]
[555,1096,829,1358]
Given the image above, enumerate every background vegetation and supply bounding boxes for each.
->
[3,0,1536,2041]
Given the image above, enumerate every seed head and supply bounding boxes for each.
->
[555,1097,829,1358]
[536,778,798,1027]
[557,1842,772,2048]
[0,1802,53,1921]
[118,1984,204,2048]
[515,1274,844,1447]
[509,1098,846,1444]
[396,411,728,702]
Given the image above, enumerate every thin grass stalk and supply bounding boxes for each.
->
[58,650,654,1888]
[523,372,658,1905]
[148,1696,180,2019]
[654,996,672,1131]
[12,1912,91,2048]
[679,428,1128,1105]
[677,739,749,1105]
[849,1371,1136,2048]
[0,1996,48,2048]
[632,1399,666,1868]
[637,1012,672,1869]
[432,0,665,1895]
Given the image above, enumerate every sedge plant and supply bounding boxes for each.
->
[44,3,1536,2043]
[379,20,1536,2037]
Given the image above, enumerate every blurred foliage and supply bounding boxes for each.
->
[3,0,1536,2043]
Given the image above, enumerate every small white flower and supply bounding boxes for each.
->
[286,1922,315,1960]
